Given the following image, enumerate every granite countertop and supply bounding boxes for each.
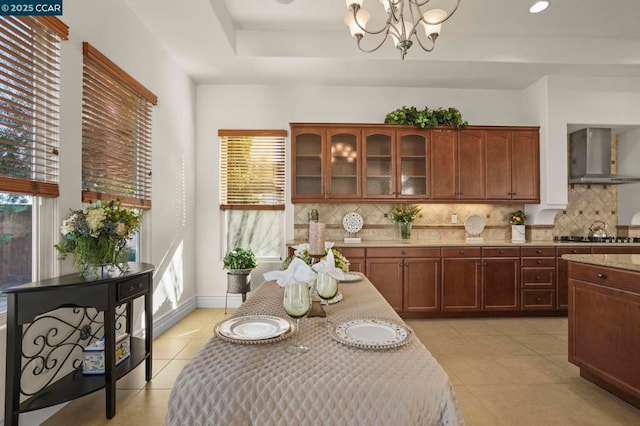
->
[562,254,640,273]
[288,240,640,248]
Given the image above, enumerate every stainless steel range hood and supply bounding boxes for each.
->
[569,128,640,184]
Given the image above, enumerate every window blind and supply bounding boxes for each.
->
[0,16,68,197]
[82,42,157,209]
[219,129,286,210]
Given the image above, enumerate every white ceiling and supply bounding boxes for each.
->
[125,0,640,89]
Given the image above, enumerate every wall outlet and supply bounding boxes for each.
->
[451,214,458,224]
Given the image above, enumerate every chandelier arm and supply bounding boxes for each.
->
[356,31,393,53]
[351,8,395,36]
[415,0,461,26]
[414,33,436,52]
[387,0,404,23]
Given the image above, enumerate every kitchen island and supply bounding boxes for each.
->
[564,254,640,409]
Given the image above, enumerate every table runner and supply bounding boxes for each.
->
[165,277,464,425]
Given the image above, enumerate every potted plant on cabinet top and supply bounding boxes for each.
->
[389,204,422,239]
[223,246,257,293]
[508,210,527,243]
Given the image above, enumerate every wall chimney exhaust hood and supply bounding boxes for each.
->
[569,128,640,184]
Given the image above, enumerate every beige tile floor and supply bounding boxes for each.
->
[42,310,640,426]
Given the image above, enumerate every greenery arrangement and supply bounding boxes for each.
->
[55,200,142,276]
[384,106,468,128]
[508,210,527,225]
[389,204,422,223]
[223,246,258,271]
[281,247,350,273]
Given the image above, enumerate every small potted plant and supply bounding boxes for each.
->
[389,204,422,239]
[508,210,527,243]
[223,246,258,299]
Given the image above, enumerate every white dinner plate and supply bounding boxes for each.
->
[216,315,291,341]
[340,272,363,282]
[464,214,485,236]
[331,318,412,349]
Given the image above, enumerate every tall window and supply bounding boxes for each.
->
[219,130,286,258]
[82,42,157,209]
[0,16,67,314]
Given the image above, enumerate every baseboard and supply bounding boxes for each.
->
[150,295,197,338]
[197,294,244,309]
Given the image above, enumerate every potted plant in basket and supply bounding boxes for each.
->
[223,246,258,296]
[508,210,527,243]
[389,204,422,239]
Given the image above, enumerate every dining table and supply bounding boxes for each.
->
[165,274,464,425]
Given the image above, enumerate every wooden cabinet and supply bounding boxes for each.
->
[431,129,484,199]
[340,247,365,274]
[556,246,595,309]
[292,125,325,200]
[481,247,520,311]
[367,247,440,313]
[521,246,555,310]
[441,247,482,312]
[291,123,539,203]
[485,130,539,202]
[327,128,361,198]
[568,261,640,409]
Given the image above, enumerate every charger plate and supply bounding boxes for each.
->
[331,318,413,350]
[214,315,294,345]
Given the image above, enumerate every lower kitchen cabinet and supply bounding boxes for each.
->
[482,248,520,311]
[441,247,482,312]
[556,246,591,309]
[404,258,440,313]
[366,247,441,313]
[366,257,403,312]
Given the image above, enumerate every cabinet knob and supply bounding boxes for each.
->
[459,192,463,196]
[535,297,542,302]
[477,262,482,266]
[536,276,541,280]
[498,250,504,254]
[513,192,517,195]
[399,263,403,267]
[484,262,488,266]
[507,192,512,195]
[459,250,464,254]
[597,273,607,279]
[536,260,542,265]
[536,250,542,254]
[401,250,407,255]
[130,285,135,291]
[571,250,578,253]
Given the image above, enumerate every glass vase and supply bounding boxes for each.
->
[399,222,412,239]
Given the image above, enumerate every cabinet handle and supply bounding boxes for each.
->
[477,262,482,266]
[484,262,488,266]
[399,263,403,267]
[459,250,464,254]
[130,285,135,292]
[498,250,504,254]
[401,250,407,255]
[459,192,463,196]
[405,264,409,268]
[507,192,512,195]
[597,273,607,279]
[571,250,578,253]
[513,192,517,195]
[536,260,542,265]
[536,276,541,280]
[535,297,542,302]
[536,250,542,254]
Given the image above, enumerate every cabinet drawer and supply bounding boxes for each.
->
[482,247,521,257]
[591,246,640,254]
[366,247,440,258]
[442,247,481,258]
[567,262,640,293]
[339,247,365,258]
[522,247,555,257]
[522,258,555,267]
[117,275,149,302]
[522,268,554,287]
[522,290,555,309]
[556,246,591,256]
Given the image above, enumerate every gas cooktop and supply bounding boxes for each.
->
[559,236,640,243]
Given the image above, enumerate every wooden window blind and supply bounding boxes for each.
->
[0,16,68,197]
[219,129,286,210]
[82,42,157,209]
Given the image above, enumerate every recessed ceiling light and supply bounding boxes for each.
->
[275,0,294,4]
[529,1,549,13]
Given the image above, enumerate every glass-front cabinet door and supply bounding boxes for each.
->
[397,130,429,198]
[292,127,325,200]
[363,128,395,198]
[326,128,361,198]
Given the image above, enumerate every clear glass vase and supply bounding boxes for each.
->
[399,222,412,239]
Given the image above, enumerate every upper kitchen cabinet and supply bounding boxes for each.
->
[327,128,361,199]
[291,123,539,203]
[291,125,326,201]
[485,129,540,202]
[431,129,485,199]
[363,128,396,198]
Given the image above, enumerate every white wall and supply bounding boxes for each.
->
[618,129,640,225]
[1,0,197,422]
[195,84,529,300]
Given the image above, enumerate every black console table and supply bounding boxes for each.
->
[3,262,154,425]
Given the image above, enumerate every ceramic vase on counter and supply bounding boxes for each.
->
[511,225,526,243]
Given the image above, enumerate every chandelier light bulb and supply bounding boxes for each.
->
[529,1,549,13]
[422,8,448,38]
[344,10,370,38]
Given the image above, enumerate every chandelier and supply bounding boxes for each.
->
[343,0,460,59]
